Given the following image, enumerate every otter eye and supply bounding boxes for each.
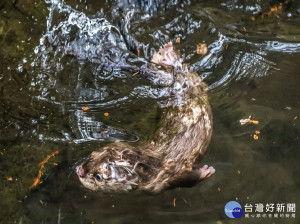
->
[95,174,101,181]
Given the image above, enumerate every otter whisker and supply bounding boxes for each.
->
[132,161,142,172]
[122,166,133,175]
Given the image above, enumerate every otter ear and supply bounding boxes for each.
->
[168,169,202,189]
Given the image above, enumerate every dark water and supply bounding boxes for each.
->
[0,0,300,223]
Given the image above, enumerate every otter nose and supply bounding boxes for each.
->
[76,165,85,178]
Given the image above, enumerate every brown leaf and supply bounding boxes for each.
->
[196,43,208,55]
[30,150,59,189]
[240,116,259,125]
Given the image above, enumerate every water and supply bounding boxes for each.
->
[0,0,299,223]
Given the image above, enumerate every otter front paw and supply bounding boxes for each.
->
[199,165,215,180]
[168,165,215,189]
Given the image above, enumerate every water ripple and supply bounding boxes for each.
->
[28,0,300,143]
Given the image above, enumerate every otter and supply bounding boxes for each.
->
[76,43,215,193]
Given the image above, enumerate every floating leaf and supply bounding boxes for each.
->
[30,150,59,189]
[261,3,282,19]
[196,43,208,55]
[240,116,259,125]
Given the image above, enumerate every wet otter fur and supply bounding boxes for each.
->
[76,43,215,193]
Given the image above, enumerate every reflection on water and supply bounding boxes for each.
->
[0,0,300,223]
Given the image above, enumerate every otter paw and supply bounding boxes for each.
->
[199,165,215,180]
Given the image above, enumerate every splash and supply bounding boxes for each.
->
[191,33,300,90]
[30,0,150,143]
[29,0,300,143]
[34,0,127,72]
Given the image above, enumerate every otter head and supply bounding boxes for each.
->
[151,42,182,67]
[76,146,140,192]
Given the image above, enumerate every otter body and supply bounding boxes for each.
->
[76,43,215,193]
